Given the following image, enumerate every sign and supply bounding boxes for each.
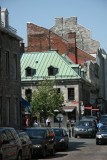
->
[56,113,63,122]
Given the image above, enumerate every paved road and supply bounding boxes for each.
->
[33,137,107,160]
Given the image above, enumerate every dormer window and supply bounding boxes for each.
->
[25,67,36,77]
[48,66,58,76]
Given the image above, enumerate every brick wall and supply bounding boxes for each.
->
[26,23,95,65]
[26,23,76,54]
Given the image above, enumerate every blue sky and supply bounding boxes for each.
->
[0,0,107,52]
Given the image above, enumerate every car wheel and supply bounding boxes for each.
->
[75,134,77,138]
[96,140,99,145]
[42,148,47,158]
[66,142,69,149]
[17,152,22,160]
[50,147,55,156]
[0,155,2,160]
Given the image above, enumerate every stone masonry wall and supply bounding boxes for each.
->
[51,17,100,54]
[0,29,21,129]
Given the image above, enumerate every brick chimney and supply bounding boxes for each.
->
[68,32,78,64]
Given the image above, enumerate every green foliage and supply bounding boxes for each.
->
[30,80,64,119]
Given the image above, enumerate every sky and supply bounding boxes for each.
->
[0,0,107,52]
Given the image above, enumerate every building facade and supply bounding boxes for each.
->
[21,51,96,126]
[0,7,22,129]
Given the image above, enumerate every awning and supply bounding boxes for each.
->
[84,106,99,111]
[63,106,76,112]
[84,106,92,110]
[21,98,31,112]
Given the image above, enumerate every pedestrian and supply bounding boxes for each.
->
[46,117,51,127]
[97,120,103,129]
[25,115,29,127]
[66,119,71,138]
[33,120,39,127]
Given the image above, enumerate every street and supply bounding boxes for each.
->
[33,137,107,160]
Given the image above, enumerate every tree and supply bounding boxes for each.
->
[30,80,64,122]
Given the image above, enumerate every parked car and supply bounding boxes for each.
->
[96,125,107,145]
[52,127,69,151]
[100,115,107,125]
[81,115,97,123]
[17,131,32,160]
[74,119,97,138]
[24,127,55,158]
[0,127,22,160]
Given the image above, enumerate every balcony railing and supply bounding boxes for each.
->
[0,20,17,34]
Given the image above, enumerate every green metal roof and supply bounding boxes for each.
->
[21,51,81,81]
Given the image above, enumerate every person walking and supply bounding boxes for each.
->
[66,119,71,138]
[46,117,51,127]
[97,120,103,129]
[33,120,39,127]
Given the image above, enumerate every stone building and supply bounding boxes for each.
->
[25,19,101,116]
[21,51,99,125]
[0,7,22,129]
[50,17,100,54]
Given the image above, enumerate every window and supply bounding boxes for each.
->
[0,48,1,76]
[25,89,32,103]
[48,66,58,76]
[68,88,74,100]
[57,88,60,93]
[6,97,10,125]
[14,98,18,124]
[14,54,17,79]
[5,51,10,76]
[0,96,2,124]
[25,67,36,77]
[5,129,14,141]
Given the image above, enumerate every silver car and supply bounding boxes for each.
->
[96,125,107,145]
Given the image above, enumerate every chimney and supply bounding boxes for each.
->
[0,6,1,26]
[1,8,9,28]
[68,32,76,52]
[20,42,25,54]
[55,17,63,28]
[68,32,78,64]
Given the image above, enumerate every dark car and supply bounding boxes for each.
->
[81,116,97,124]
[100,115,107,125]
[17,131,32,160]
[0,127,22,160]
[24,127,55,158]
[52,128,69,151]
[74,119,97,138]
[96,125,107,145]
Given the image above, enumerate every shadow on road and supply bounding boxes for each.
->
[33,152,68,159]
[68,141,86,151]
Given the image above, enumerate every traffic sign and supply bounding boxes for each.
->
[56,113,63,122]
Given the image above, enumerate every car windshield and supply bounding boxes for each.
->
[101,118,107,122]
[99,126,107,132]
[78,121,92,127]
[26,129,45,138]
[53,129,63,136]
